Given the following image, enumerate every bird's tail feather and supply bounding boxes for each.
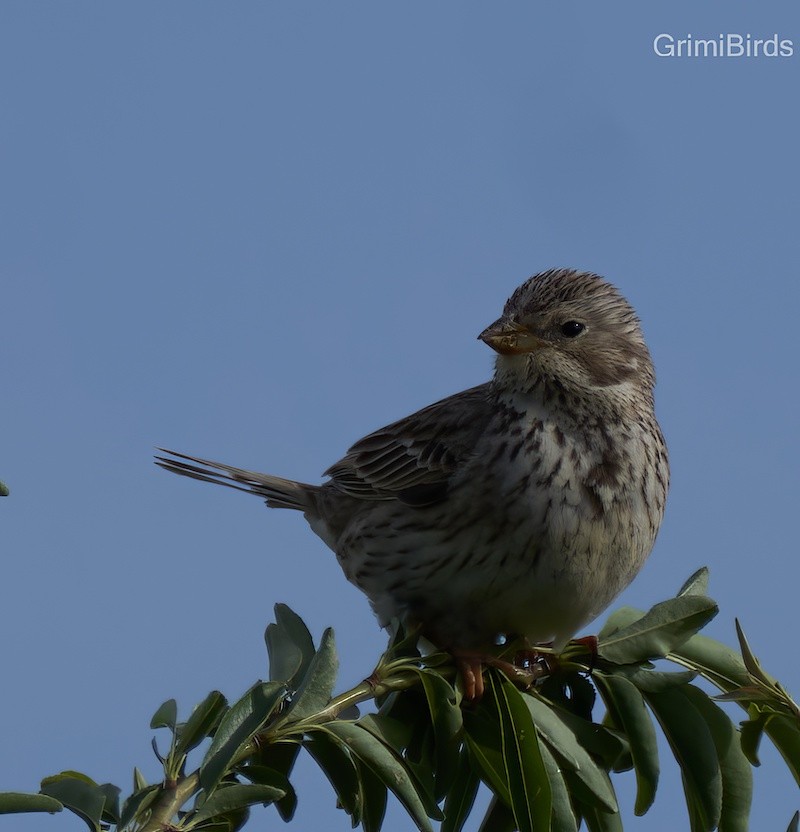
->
[155,448,314,511]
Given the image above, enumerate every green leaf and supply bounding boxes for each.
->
[441,745,480,832]
[175,691,228,757]
[133,767,148,791]
[417,669,463,799]
[265,604,316,686]
[98,783,121,824]
[546,703,627,771]
[680,685,752,832]
[594,672,659,815]
[598,595,718,665]
[672,629,800,787]
[355,757,388,832]
[463,702,511,805]
[0,792,63,815]
[249,741,300,821]
[624,668,697,693]
[187,783,285,827]
[359,712,415,753]
[668,632,750,692]
[200,681,287,794]
[491,673,551,832]
[304,730,361,822]
[118,784,160,831]
[578,798,624,832]
[282,628,338,721]
[759,712,800,787]
[734,619,776,687]
[643,686,722,831]
[739,710,766,766]
[236,764,295,821]
[539,671,596,722]
[326,721,440,831]
[524,691,617,813]
[539,743,579,832]
[0,480,9,496]
[150,698,178,730]
[39,775,107,832]
[787,810,799,832]
[676,567,710,597]
[598,606,646,640]
[476,795,516,832]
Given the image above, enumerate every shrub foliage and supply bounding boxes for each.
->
[2,568,798,831]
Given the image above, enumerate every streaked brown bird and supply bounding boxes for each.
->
[157,269,669,697]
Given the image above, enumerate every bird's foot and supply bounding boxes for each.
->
[452,651,486,701]
[451,648,553,700]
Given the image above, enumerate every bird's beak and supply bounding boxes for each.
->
[478,317,543,355]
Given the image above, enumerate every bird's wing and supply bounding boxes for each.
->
[324,383,494,506]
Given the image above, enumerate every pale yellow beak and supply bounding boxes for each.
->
[478,318,544,355]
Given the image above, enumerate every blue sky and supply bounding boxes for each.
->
[2,3,799,830]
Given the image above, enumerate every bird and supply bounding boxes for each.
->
[156,268,669,697]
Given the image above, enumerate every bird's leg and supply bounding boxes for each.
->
[451,647,552,699]
[562,634,599,674]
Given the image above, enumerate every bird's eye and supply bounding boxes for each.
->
[560,321,586,338]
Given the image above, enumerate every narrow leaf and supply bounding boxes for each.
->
[117,785,160,830]
[681,685,752,832]
[676,567,710,598]
[734,619,776,687]
[282,628,338,721]
[304,730,361,822]
[355,757,388,832]
[188,783,284,826]
[0,793,63,815]
[236,764,295,818]
[39,777,106,832]
[441,745,480,832]
[327,721,439,831]
[787,810,799,832]
[359,712,414,753]
[476,796,516,832]
[417,669,463,798]
[250,741,300,821]
[150,698,178,730]
[524,691,617,813]
[598,596,718,665]
[668,633,750,693]
[597,606,646,640]
[539,743,579,832]
[739,712,765,767]
[578,798,624,832]
[594,672,659,815]
[643,687,722,831]
[759,713,800,787]
[200,682,287,794]
[492,673,551,832]
[265,604,315,686]
[463,711,512,806]
[176,691,228,757]
[624,668,697,693]
[98,783,121,824]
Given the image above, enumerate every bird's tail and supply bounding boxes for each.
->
[155,448,315,511]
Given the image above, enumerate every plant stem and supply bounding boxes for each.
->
[139,772,199,832]
[134,669,425,830]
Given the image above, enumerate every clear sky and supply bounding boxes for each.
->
[2,3,799,830]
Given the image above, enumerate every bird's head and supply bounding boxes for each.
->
[480,269,656,401]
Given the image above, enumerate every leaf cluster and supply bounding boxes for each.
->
[1,570,798,831]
